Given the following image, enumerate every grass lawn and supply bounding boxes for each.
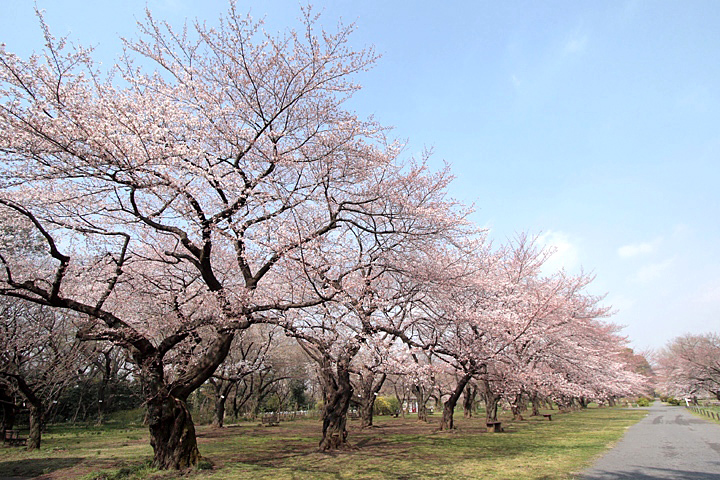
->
[687,404,720,424]
[0,407,647,479]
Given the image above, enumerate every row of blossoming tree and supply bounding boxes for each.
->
[0,4,649,469]
[655,333,720,403]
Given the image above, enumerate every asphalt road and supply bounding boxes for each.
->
[580,403,720,479]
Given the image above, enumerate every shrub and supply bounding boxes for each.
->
[636,397,650,407]
[105,408,145,426]
[373,396,400,415]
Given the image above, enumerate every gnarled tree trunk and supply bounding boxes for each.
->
[147,391,199,469]
[318,356,354,450]
[140,330,235,469]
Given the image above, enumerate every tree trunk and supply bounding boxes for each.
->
[463,383,477,418]
[27,403,42,450]
[318,358,353,451]
[412,384,430,422]
[439,372,473,430]
[211,380,233,428]
[1,402,15,435]
[141,331,235,469]
[97,349,112,425]
[212,395,227,428]
[392,383,407,418]
[8,376,42,449]
[358,370,386,429]
[530,393,540,416]
[320,393,350,450]
[0,385,16,437]
[510,393,525,421]
[147,390,200,469]
[483,390,500,424]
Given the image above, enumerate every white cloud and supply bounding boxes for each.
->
[630,258,674,284]
[538,231,580,274]
[617,238,661,258]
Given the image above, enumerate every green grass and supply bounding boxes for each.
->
[0,407,647,479]
[686,404,720,424]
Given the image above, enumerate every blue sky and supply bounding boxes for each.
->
[2,0,719,350]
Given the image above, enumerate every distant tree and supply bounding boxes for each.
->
[352,345,389,429]
[0,300,81,449]
[462,381,478,418]
[207,325,307,427]
[656,333,720,401]
[207,327,275,428]
[0,382,17,439]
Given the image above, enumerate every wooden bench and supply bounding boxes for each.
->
[261,413,279,426]
[3,430,27,447]
[486,421,503,433]
[348,412,360,420]
[543,414,552,421]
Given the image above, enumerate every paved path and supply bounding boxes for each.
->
[581,403,720,479]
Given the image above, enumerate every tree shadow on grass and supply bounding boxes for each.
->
[0,457,84,478]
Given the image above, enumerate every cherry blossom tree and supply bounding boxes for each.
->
[387,234,644,430]
[273,153,469,448]
[0,299,81,449]
[656,333,720,401]
[462,381,478,418]
[207,325,277,428]
[352,344,389,429]
[0,3,452,467]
